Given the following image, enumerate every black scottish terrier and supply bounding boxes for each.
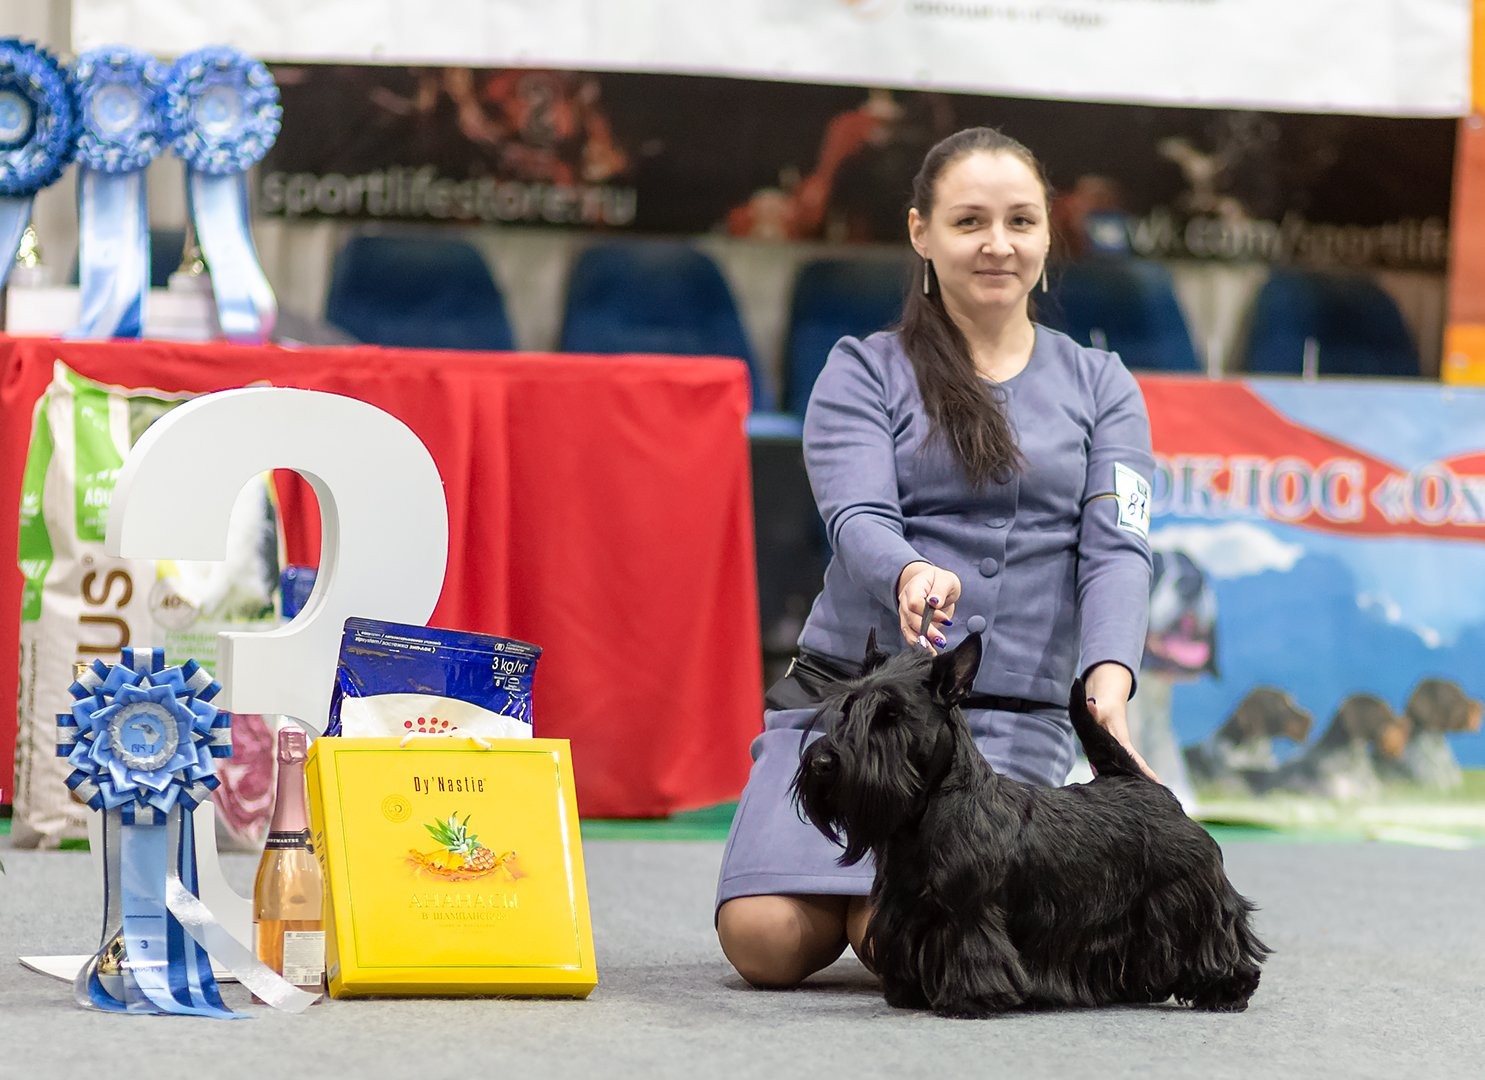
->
[791,632,1268,1019]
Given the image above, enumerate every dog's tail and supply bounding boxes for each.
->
[1069,677,1150,780]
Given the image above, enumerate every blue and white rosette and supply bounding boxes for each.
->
[0,39,77,289]
[162,47,280,343]
[57,648,319,1018]
[69,47,167,339]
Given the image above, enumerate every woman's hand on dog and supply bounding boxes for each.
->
[1084,662,1160,782]
[896,561,961,651]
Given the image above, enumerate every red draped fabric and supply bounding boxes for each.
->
[0,336,763,817]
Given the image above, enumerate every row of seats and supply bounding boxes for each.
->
[77,229,1427,391]
[321,235,1424,415]
[1043,256,1422,380]
[324,234,814,414]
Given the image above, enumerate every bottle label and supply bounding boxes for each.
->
[281,930,326,987]
[263,829,313,851]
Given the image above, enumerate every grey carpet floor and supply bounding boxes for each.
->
[3,839,1482,1080]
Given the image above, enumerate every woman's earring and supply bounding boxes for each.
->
[1040,266,1048,293]
[923,258,932,296]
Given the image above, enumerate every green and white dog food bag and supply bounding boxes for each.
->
[13,363,283,847]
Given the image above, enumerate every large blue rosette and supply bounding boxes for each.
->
[57,648,318,1018]
[68,47,168,340]
[0,39,78,289]
[162,47,280,343]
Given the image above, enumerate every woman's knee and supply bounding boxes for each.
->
[717,895,847,989]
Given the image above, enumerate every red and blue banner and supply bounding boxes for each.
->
[1140,375,1485,830]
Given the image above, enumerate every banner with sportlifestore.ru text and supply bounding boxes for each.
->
[256,64,1457,273]
[1135,375,1485,835]
[72,0,1472,116]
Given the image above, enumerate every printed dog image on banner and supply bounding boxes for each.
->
[1139,376,1485,832]
[1119,544,1221,811]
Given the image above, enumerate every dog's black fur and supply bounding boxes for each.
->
[790,632,1269,1019]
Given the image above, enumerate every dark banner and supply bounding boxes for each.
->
[259,65,1456,270]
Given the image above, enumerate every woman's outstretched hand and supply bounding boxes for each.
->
[896,561,961,653]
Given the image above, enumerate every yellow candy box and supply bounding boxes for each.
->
[306,736,597,998]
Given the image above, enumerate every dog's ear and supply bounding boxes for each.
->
[929,633,982,704]
[862,629,890,672]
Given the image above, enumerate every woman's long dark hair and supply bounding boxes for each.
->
[900,127,1051,488]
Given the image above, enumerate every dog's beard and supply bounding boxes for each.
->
[790,639,984,867]
[794,716,960,866]
[792,743,854,858]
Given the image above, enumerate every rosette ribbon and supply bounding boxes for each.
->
[57,647,319,1018]
[68,47,168,339]
[163,47,280,342]
[0,39,77,288]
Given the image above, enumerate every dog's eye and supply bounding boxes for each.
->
[870,703,904,728]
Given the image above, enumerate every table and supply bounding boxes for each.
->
[1,336,763,818]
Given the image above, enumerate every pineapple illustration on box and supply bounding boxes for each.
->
[410,811,525,880]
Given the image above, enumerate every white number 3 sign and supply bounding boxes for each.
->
[106,387,450,726]
[95,387,449,952]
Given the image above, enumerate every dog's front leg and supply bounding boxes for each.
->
[867,906,932,1012]
[922,912,1029,1019]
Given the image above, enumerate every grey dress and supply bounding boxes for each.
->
[716,326,1155,910]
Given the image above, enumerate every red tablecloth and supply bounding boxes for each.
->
[1,336,763,817]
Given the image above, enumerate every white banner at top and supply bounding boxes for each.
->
[72,0,1474,117]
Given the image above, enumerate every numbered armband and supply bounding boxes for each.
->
[1085,462,1152,539]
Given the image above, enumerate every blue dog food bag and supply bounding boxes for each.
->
[326,617,542,739]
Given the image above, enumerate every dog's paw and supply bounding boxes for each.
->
[1195,998,1250,1014]
[882,980,929,1011]
[932,992,1021,1019]
[1177,966,1260,1012]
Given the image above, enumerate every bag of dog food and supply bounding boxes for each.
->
[326,617,541,740]
[12,363,284,848]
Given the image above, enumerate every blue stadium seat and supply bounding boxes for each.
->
[1040,257,1201,372]
[783,257,909,415]
[1239,268,1420,378]
[559,241,775,411]
[69,227,186,289]
[324,234,515,351]
[148,228,186,287]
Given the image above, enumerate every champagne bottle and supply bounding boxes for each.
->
[252,726,325,997]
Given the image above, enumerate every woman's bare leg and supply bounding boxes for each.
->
[845,896,875,972]
[717,895,848,988]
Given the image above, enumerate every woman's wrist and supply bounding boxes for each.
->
[1082,661,1133,704]
[897,560,932,596]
